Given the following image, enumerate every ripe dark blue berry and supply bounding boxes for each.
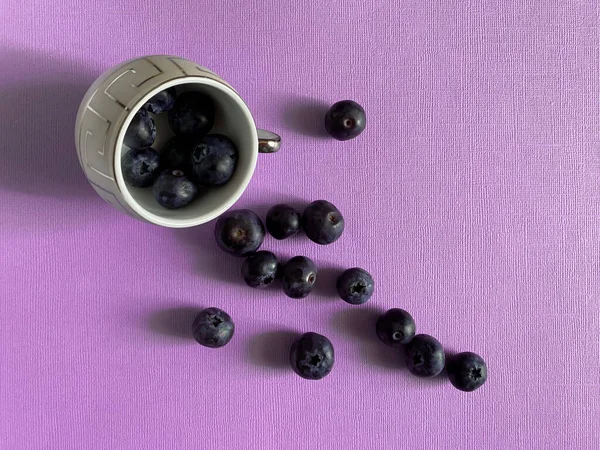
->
[143,87,176,114]
[302,200,345,245]
[376,308,415,347]
[266,204,301,240]
[152,169,198,209]
[191,134,238,186]
[168,91,215,136]
[289,332,334,380]
[336,268,374,305]
[403,334,445,378]
[241,251,279,288]
[447,352,487,392]
[160,136,194,174]
[121,148,160,188]
[192,307,235,348]
[214,209,265,257]
[124,109,156,149]
[281,256,317,299]
[324,100,366,141]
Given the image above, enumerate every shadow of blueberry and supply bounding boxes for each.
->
[247,330,300,369]
[147,306,203,339]
[313,266,345,299]
[330,307,402,369]
[331,308,405,370]
[172,225,242,284]
[330,306,382,340]
[281,95,330,138]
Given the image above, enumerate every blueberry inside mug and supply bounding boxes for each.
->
[74,55,281,228]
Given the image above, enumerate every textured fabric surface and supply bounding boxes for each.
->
[1,1,599,449]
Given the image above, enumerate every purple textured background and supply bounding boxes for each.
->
[1,1,599,449]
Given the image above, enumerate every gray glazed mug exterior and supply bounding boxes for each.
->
[75,55,280,228]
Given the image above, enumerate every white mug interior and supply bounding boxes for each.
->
[114,77,258,227]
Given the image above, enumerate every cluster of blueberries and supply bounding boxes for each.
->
[128,92,487,392]
[195,199,487,392]
[121,87,239,209]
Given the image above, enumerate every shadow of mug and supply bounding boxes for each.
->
[0,46,99,198]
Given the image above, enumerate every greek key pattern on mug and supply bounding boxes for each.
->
[77,56,231,215]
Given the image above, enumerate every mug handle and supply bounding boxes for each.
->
[257,129,281,153]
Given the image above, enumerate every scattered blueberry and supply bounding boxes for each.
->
[447,352,488,392]
[324,100,366,141]
[336,268,374,305]
[192,307,235,348]
[160,136,194,174]
[403,334,445,378]
[192,134,238,186]
[289,332,334,380]
[281,256,317,299]
[266,204,301,240]
[124,109,156,149]
[375,308,415,347]
[143,87,176,114]
[302,200,345,245]
[168,91,215,136]
[214,209,265,257]
[121,148,160,188]
[152,169,198,209]
[241,251,279,288]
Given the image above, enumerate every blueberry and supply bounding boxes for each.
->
[143,87,176,114]
[403,334,445,378]
[168,91,215,136]
[152,169,198,209]
[376,308,415,347]
[324,100,366,141]
[289,332,334,380]
[336,268,374,305]
[302,200,345,245]
[281,256,317,299]
[214,209,265,257]
[160,136,194,174]
[447,352,487,392]
[192,307,235,348]
[241,251,279,288]
[191,134,238,186]
[121,148,160,188]
[124,109,156,149]
[266,204,301,240]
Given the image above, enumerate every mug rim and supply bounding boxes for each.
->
[114,76,259,228]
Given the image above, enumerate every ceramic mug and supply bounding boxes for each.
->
[75,55,280,228]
